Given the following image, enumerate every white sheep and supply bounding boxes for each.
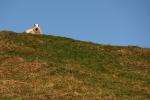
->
[25,24,42,34]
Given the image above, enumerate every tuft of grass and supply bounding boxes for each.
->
[0,31,150,99]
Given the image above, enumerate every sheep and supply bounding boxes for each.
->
[25,24,42,34]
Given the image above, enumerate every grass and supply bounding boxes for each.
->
[0,31,150,100]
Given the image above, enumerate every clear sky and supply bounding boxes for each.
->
[0,0,150,48]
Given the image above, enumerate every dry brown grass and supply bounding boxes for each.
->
[15,61,47,73]
[0,40,17,51]
[0,79,31,97]
[40,75,118,100]
[132,82,150,95]
[0,39,35,54]
[117,48,133,56]
[117,47,150,56]
[119,56,150,71]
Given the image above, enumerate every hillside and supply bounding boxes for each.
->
[0,31,150,100]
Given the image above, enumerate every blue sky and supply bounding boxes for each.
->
[0,0,150,48]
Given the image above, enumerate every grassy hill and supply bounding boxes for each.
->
[0,31,150,100]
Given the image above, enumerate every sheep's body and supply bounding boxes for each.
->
[25,24,42,34]
[25,28,35,34]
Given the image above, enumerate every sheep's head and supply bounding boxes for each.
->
[34,24,39,27]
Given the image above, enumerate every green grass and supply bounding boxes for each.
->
[0,31,150,100]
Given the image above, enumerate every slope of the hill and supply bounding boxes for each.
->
[0,31,150,100]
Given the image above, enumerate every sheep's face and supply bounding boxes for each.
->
[35,28,38,31]
[33,27,40,34]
